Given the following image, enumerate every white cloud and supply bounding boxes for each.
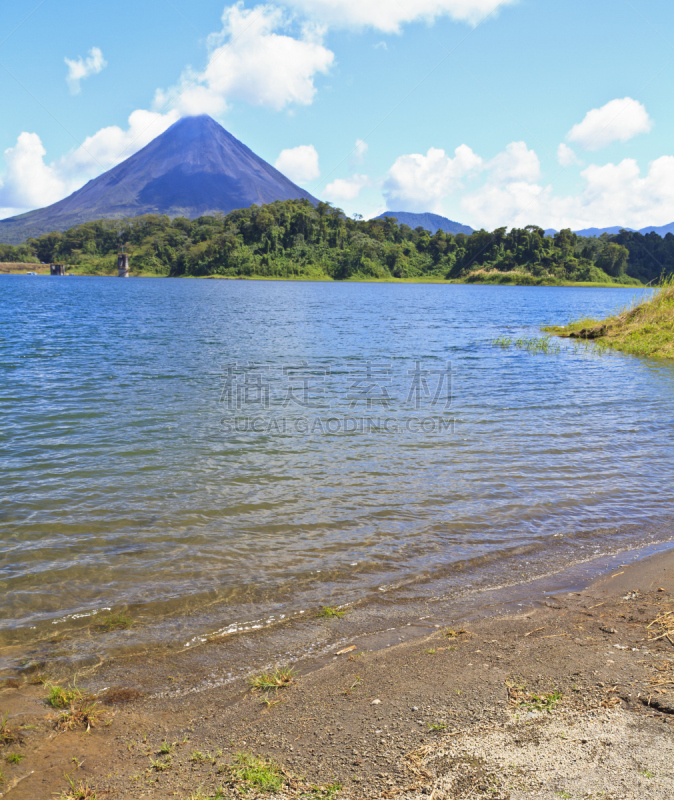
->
[567,97,653,152]
[283,0,516,32]
[0,133,65,210]
[557,143,580,168]
[324,173,369,202]
[383,144,483,211]
[487,140,539,183]
[461,146,674,231]
[64,47,107,95]
[154,4,334,115]
[378,137,674,232]
[275,144,320,184]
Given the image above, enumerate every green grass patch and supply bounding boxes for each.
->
[228,752,285,793]
[46,683,81,709]
[5,752,24,764]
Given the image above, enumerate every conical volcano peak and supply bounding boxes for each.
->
[0,115,317,244]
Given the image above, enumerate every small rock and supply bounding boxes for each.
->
[613,644,628,650]
[600,626,618,634]
[371,699,381,705]
[411,706,419,711]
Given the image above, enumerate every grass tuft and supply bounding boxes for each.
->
[0,714,18,747]
[59,774,97,799]
[46,683,81,709]
[316,606,347,619]
[444,628,467,639]
[248,667,296,693]
[5,752,24,764]
[98,613,133,632]
[507,681,562,712]
[149,755,172,771]
[227,752,285,793]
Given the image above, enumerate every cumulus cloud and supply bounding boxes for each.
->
[64,47,107,94]
[275,144,320,184]
[567,98,653,152]
[383,145,483,211]
[462,146,674,231]
[0,132,65,209]
[324,173,369,202]
[557,143,581,168]
[487,141,540,183]
[283,0,516,32]
[379,135,674,232]
[154,4,334,115]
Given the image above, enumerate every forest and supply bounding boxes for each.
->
[0,199,669,285]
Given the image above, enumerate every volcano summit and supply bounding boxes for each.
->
[0,115,318,244]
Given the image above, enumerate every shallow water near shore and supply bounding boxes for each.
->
[1,276,673,669]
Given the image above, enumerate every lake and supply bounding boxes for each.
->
[1,277,672,664]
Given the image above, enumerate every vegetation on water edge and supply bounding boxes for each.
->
[0,199,666,285]
[493,335,561,354]
[545,277,674,358]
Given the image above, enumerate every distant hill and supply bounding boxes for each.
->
[374,211,473,235]
[0,115,317,244]
[545,224,674,238]
[638,222,674,236]
[574,226,636,237]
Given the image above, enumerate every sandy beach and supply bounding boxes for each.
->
[0,545,672,799]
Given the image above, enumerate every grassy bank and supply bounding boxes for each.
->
[546,279,674,357]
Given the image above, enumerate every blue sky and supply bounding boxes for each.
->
[2,0,674,230]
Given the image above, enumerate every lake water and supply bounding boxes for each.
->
[1,277,673,663]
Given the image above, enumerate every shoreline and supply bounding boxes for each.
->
[1,542,672,798]
[0,263,643,288]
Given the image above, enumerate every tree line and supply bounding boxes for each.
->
[1,199,669,284]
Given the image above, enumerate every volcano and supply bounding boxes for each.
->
[0,115,318,244]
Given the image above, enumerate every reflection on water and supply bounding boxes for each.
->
[1,277,672,649]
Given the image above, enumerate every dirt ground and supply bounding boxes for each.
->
[0,549,672,800]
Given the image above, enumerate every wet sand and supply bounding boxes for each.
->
[0,546,673,799]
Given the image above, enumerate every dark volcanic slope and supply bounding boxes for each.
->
[0,115,318,244]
